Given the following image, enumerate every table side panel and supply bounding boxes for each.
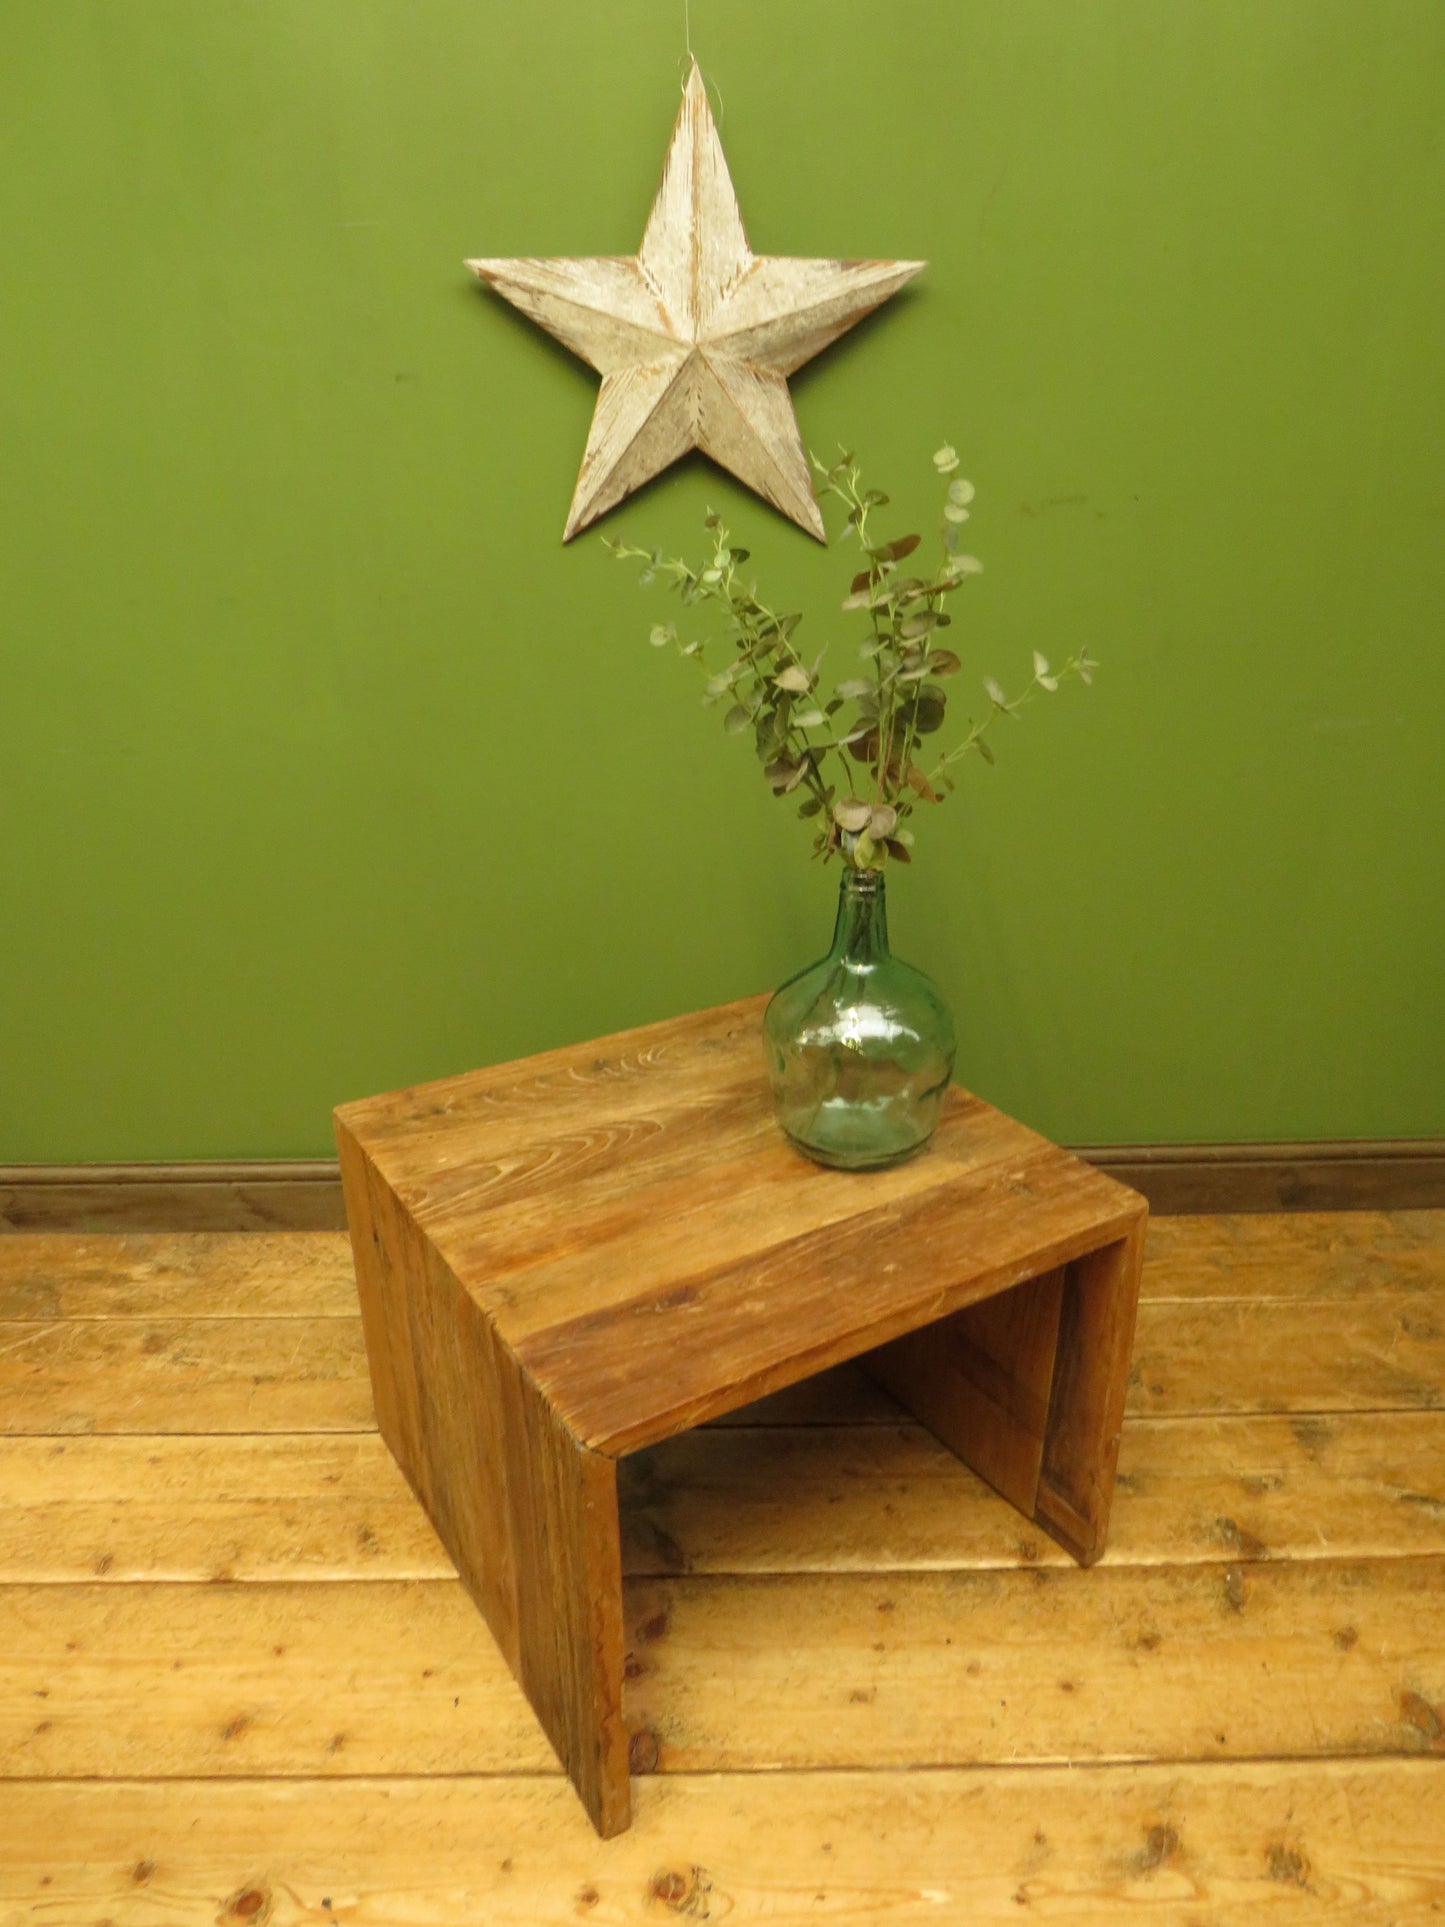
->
[337,1123,519,1667]
[500,1369,630,1837]
[338,1127,630,1833]
[1036,1211,1149,1564]
[863,1265,1068,1519]
[335,1119,422,1477]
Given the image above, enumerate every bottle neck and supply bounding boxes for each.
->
[829,869,891,967]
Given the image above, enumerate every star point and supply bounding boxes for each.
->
[467,65,923,542]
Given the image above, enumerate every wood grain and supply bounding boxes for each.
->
[1037,1222,1147,1560]
[2,1762,1442,1924]
[3,1290,1439,1439]
[345,1055,1142,1456]
[0,1231,354,1318]
[3,1211,1433,1317]
[340,1115,630,1834]
[1093,1139,1445,1213]
[1129,1298,1445,1413]
[6,1158,1440,1238]
[338,995,1145,1829]
[0,1434,451,1582]
[625,1409,1445,1575]
[3,1560,1443,1778]
[866,1265,1066,1518]
[3,1408,1442,1583]
[1142,1210,1445,1299]
[620,1558,1445,1772]
[0,1580,554,1778]
[0,1316,371,1434]
[2,1212,1444,1915]
[0,1163,348,1233]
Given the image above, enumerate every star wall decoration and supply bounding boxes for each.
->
[466,61,923,542]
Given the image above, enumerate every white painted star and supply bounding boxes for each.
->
[467,62,923,542]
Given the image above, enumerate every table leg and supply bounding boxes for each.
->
[340,1131,632,1836]
[1034,1217,1148,1563]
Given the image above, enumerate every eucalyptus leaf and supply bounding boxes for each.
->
[868,804,897,840]
[927,648,962,676]
[933,444,959,474]
[774,664,812,693]
[723,704,750,733]
[871,533,922,564]
[833,798,873,833]
[948,479,975,506]
[835,678,874,700]
[978,738,995,765]
[912,690,947,735]
[794,706,826,729]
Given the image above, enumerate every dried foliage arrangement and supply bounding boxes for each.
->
[606,445,1096,870]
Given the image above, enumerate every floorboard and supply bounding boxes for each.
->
[0,1214,1443,1921]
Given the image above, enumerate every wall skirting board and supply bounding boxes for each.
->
[1,1143,1443,1232]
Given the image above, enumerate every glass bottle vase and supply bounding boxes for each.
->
[764,869,956,1169]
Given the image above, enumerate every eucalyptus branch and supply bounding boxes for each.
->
[605,442,1097,871]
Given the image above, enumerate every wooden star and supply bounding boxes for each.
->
[467,62,923,542]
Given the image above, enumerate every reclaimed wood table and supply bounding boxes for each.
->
[335,995,1147,1837]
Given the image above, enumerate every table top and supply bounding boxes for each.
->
[335,995,1144,1457]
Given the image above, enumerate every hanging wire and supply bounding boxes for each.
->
[680,0,722,119]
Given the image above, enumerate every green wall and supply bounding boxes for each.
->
[3,0,1442,1159]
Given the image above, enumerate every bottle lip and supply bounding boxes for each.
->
[839,865,885,895]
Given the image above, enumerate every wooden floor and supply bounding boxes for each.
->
[1,1213,1443,1923]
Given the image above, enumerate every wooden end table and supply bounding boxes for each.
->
[335,995,1147,1837]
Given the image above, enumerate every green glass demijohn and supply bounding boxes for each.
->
[765,868,956,1168]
